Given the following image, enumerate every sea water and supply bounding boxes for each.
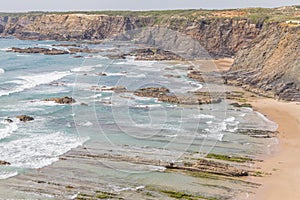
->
[0,38,278,198]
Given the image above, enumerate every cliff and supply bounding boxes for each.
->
[227,24,300,101]
[0,7,299,101]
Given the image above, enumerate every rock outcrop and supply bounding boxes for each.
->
[225,24,300,101]
[0,160,10,165]
[44,97,76,104]
[16,115,34,122]
[8,47,69,55]
[134,87,222,105]
[166,159,248,177]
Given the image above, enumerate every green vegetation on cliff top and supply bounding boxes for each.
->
[0,6,299,23]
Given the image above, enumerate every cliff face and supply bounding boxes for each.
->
[0,12,298,101]
[227,24,300,101]
[0,14,263,57]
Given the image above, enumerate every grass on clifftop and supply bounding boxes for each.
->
[0,6,299,23]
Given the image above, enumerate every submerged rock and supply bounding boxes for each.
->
[16,115,34,122]
[44,97,76,104]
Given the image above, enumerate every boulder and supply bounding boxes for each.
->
[44,97,76,104]
[4,118,13,123]
[16,115,34,122]
[0,160,10,165]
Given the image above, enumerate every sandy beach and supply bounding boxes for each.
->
[248,98,300,199]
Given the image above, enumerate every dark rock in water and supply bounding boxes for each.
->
[4,118,13,123]
[230,102,252,108]
[134,87,170,98]
[237,129,278,138]
[0,160,10,165]
[73,55,83,58]
[52,43,79,47]
[44,97,76,104]
[8,47,69,55]
[106,54,127,59]
[80,103,88,106]
[130,48,184,61]
[134,87,222,105]
[163,74,181,78]
[96,72,107,76]
[187,71,205,82]
[16,115,34,122]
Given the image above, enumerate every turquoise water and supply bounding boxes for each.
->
[0,38,277,191]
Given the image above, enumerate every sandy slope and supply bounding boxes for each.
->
[248,98,300,200]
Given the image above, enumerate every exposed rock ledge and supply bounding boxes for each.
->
[134,87,222,105]
[44,97,76,104]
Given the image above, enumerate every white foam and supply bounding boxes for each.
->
[0,132,89,169]
[79,121,93,127]
[0,171,18,179]
[255,111,278,131]
[224,117,235,122]
[105,72,126,76]
[90,93,103,99]
[0,68,4,74]
[0,71,72,97]
[115,56,157,67]
[126,73,146,78]
[71,66,95,72]
[194,114,215,119]
[0,122,18,140]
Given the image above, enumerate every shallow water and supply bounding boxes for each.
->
[0,38,278,198]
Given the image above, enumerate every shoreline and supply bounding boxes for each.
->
[214,59,300,199]
[247,97,300,199]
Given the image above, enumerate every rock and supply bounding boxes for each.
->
[166,159,248,177]
[16,115,34,122]
[69,47,104,54]
[73,55,83,58]
[4,118,13,123]
[187,66,194,70]
[8,47,69,55]
[44,97,76,104]
[80,103,88,106]
[163,74,181,78]
[96,72,107,76]
[0,160,10,165]
[230,102,252,108]
[134,87,221,105]
[134,87,170,98]
[187,71,205,82]
[52,43,79,47]
[131,48,184,61]
[237,129,278,138]
[101,86,127,93]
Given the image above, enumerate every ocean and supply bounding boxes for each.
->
[0,38,278,199]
